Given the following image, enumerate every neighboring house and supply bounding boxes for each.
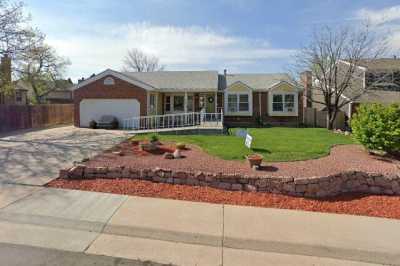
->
[39,80,76,104]
[74,69,302,128]
[0,55,29,105]
[0,80,29,105]
[304,58,400,119]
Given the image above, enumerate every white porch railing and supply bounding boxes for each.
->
[122,110,224,131]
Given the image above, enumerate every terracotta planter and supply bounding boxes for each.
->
[246,154,263,168]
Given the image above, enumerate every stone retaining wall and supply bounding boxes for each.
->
[60,165,400,198]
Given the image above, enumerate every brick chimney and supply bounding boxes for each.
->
[1,54,12,85]
[300,71,312,108]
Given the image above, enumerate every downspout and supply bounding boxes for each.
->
[258,92,262,116]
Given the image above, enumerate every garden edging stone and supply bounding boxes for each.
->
[63,166,400,198]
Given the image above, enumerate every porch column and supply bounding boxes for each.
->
[215,91,218,113]
[184,92,188,113]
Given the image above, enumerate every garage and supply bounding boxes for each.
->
[79,99,140,127]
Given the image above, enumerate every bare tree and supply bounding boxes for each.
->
[292,24,389,129]
[15,41,70,103]
[0,0,42,95]
[123,48,164,72]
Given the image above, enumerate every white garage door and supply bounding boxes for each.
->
[80,99,140,127]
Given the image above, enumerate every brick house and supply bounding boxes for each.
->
[74,69,302,128]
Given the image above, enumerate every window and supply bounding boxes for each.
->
[284,94,295,112]
[272,94,283,112]
[227,93,250,113]
[103,77,115,86]
[272,93,296,113]
[228,94,237,112]
[173,95,184,112]
[15,91,22,102]
[239,94,249,111]
[165,96,171,112]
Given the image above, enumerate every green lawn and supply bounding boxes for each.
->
[133,128,355,162]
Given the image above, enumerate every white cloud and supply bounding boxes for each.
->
[356,5,400,26]
[355,6,400,54]
[30,14,295,80]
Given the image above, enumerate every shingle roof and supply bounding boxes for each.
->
[353,90,400,104]
[224,73,292,90]
[123,71,219,91]
[356,58,400,71]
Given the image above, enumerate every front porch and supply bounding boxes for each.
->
[147,91,224,116]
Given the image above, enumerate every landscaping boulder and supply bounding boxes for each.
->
[173,149,182,159]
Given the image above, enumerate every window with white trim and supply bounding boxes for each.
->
[227,93,250,112]
[272,93,296,113]
[227,94,237,112]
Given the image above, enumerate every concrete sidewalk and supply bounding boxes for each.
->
[0,184,398,265]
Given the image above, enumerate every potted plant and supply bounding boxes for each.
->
[246,154,263,168]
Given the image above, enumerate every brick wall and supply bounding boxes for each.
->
[74,75,148,127]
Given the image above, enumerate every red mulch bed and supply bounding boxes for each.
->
[87,141,400,178]
[47,177,400,220]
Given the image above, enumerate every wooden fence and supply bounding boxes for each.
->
[303,107,345,129]
[0,104,74,133]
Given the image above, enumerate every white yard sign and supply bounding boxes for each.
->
[245,134,253,149]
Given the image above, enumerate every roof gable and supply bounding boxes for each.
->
[225,73,295,91]
[76,69,156,91]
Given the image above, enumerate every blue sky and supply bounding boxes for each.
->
[24,0,400,81]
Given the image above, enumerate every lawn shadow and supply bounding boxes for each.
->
[257,165,278,172]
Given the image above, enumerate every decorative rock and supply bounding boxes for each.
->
[112,151,124,156]
[255,179,267,188]
[283,183,295,193]
[68,164,85,179]
[243,184,257,192]
[195,172,206,181]
[121,167,130,177]
[218,182,231,190]
[295,184,307,193]
[163,152,174,159]
[369,186,382,194]
[129,169,140,179]
[173,149,182,159]
[186,178,199,186]
[231,184,243,191]
[59,169,69,179]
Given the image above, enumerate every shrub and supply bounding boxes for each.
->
[149,134,159,142]
[351,103,400,154]
[89,120,97,129]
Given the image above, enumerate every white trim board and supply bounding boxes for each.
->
[77,69,156,91]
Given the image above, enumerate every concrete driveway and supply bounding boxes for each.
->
[0,126,128,185]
